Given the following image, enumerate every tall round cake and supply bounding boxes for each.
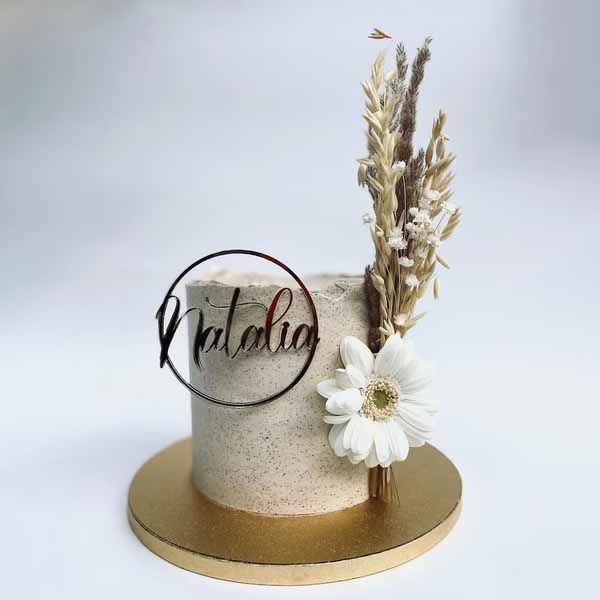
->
[186,273,370,515]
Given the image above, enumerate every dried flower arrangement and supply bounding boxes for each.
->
[317,35,462,502]
[358,38,460,349]
[361,37,461,497]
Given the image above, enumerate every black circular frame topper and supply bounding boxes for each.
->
[156,249,320,407]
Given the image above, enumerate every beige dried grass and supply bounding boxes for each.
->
[358,41,461,344]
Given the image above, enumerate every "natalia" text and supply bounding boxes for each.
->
[157,287,319,371]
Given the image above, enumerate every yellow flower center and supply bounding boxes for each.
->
[361,378,398,421]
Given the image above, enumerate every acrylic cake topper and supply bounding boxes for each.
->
[156,249,320,407]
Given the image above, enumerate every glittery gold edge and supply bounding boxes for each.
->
[128,484,461,585]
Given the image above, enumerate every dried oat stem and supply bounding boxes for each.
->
[368,27,392,40]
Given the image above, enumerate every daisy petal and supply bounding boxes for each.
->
[374,334,415,379]
[395,403,434,446]
[317,379,342,399]
[400,386,437,413]
[342,414,362,451]
[348,452,365,464]
[328,423,347,457]
[374,333,403,378]
[373,421,391,466]
[340,336,374,378]
[350,417,374,459]
[403,430,427,447]
[385,420,409,462]
[397,359,432,392]
[326,388,363,416]
[323,413,352,425]
[364,446,379,468]
[335,364,366,390]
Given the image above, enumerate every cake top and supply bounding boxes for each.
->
[189,269,363,292]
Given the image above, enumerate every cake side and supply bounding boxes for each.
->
[186,275,370,515]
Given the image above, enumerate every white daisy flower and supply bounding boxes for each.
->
[317,334,435,468]
[387,227,407,250]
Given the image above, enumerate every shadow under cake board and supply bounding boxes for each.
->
[128,438,462,585]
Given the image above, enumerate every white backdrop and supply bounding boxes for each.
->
[2,1,599,598]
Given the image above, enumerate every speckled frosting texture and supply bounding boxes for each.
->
[186,274,370,515]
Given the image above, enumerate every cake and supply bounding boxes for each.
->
[187,273,370,515]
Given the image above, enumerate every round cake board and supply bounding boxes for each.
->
[128,438,462,585]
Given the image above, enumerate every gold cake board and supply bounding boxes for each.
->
[128,438,462,585]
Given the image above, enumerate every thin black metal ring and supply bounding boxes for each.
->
[156,249,319,407]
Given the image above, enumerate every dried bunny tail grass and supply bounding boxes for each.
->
[433,278,440,299]
[395,37,432,165]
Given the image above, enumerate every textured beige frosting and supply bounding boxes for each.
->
[186,272,370,515]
